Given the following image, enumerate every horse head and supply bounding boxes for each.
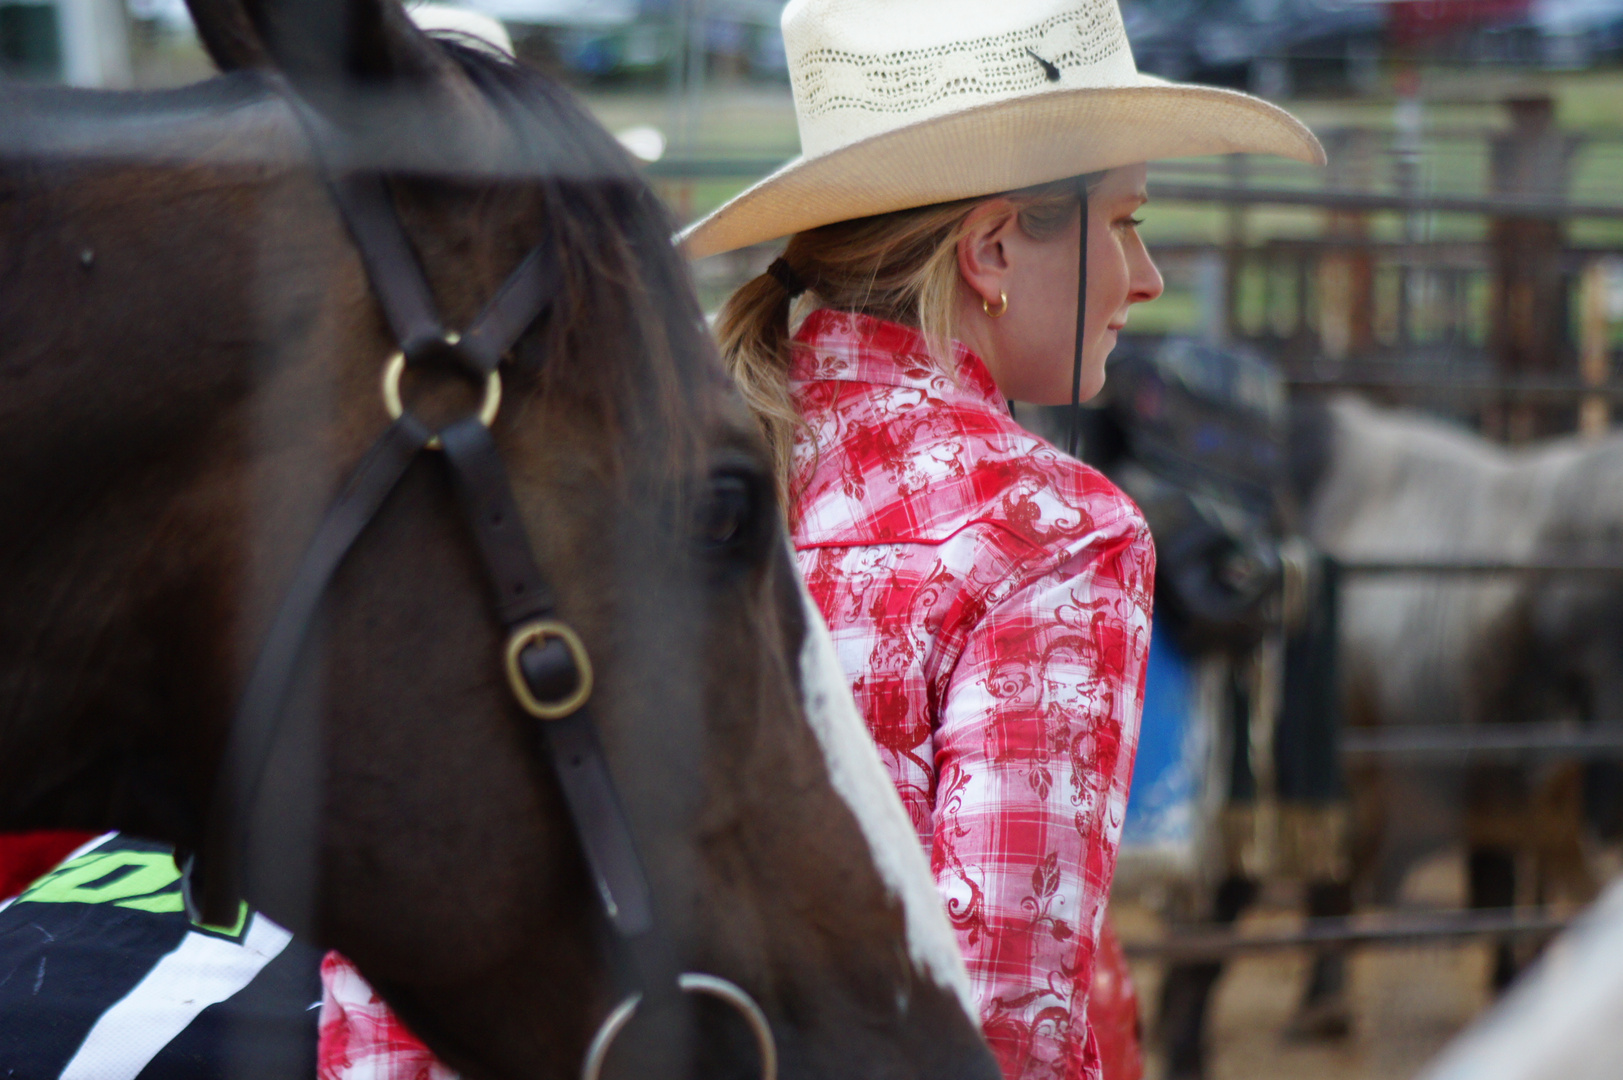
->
[0,1,999,1075]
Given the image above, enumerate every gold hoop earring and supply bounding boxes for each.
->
[983,291,1008,319]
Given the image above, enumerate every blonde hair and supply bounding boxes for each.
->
[716,177,1087,511]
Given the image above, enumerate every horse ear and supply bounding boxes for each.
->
[185,0,272,71]
[186,0,455,86]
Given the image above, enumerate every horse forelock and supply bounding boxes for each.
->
[423,41,716,487]
[791,567,978,1022]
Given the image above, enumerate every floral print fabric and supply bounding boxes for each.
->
[790,310,1154,1080]
[318,952,458,1080]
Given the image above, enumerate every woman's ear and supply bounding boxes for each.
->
[956,199,1019,308]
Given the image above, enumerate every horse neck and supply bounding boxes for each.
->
[0,89,340,839]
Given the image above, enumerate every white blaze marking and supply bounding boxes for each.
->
[794,573,978,1021]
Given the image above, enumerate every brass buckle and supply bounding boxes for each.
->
[504,619,593,720]
[380,333,502,451]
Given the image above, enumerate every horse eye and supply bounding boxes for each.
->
[699,472,757,553]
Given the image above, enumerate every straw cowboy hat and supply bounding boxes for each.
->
[407,3,515,56]
[681,0,1325,258]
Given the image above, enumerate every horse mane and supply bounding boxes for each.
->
[427,38,717,484]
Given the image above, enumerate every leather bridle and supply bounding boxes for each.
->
[1066,176,1091,460]
[181,77,776,1080]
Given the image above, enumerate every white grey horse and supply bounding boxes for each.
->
[1298,395,1623,981]
[1153,392,1623,1080]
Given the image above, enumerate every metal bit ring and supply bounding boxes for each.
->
[581,973,777,1080]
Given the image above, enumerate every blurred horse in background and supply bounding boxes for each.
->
[1298,396,1623,983]
[1077,340,1623,1079]
[0,0,1000,1076]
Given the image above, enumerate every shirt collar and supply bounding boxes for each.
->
[789,309,1007,413]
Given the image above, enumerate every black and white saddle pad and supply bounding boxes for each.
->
[0,833,322,1080]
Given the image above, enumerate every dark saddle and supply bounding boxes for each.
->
[1083,336,1290,654]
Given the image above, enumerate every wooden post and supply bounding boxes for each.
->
[1579,258,1621,437]
[1393,68,1423,348]
[55,0,132,88]
[1317,128,1378,363]
[1225,154,1249,341]
[1487,95,1581,440]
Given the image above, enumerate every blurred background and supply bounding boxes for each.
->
[11,1,1621,1077]
[12,0,1622,369]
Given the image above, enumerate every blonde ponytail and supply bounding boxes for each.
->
[714,269,805,508]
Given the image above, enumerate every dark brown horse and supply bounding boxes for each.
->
[0,2,999,1077]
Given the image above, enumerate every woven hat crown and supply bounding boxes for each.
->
[681,0,1325,257]
[786,0,1141,158]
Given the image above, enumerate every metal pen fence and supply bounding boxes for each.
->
[1112,106,1622,960]
[647,102,1623,965]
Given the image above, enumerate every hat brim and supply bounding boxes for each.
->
[680,78,1324,258]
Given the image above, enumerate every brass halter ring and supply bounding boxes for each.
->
[582,973,778,1080]
[504,619,594,720]
[380,334,502,451]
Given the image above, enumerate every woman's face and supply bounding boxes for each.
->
[955,164,1163,406]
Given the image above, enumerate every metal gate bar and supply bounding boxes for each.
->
[1342,723,1623,759]
[1339,559,1623,576]
[1291,378,1623,404]
[1123,908,1571,961]
[1150,181,1623,221]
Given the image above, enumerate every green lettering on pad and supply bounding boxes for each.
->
[15,849,250,936]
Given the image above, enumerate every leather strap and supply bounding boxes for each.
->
[440,418,655,937]
[273,83,455,369]
[197,414,432,923]
[328,173,449,363]
[1067,180,1090,460]
[197,78,675,1031]
[458,246,562,375]
[280,80,564,380]
[437,415,558,626]
[325,176,564,378]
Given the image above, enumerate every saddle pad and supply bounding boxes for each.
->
[0,833,322,1080]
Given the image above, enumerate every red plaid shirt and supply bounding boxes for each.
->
[317,953,457,1080]
[316,311,1153,1080]
[790,311,1153,1080]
